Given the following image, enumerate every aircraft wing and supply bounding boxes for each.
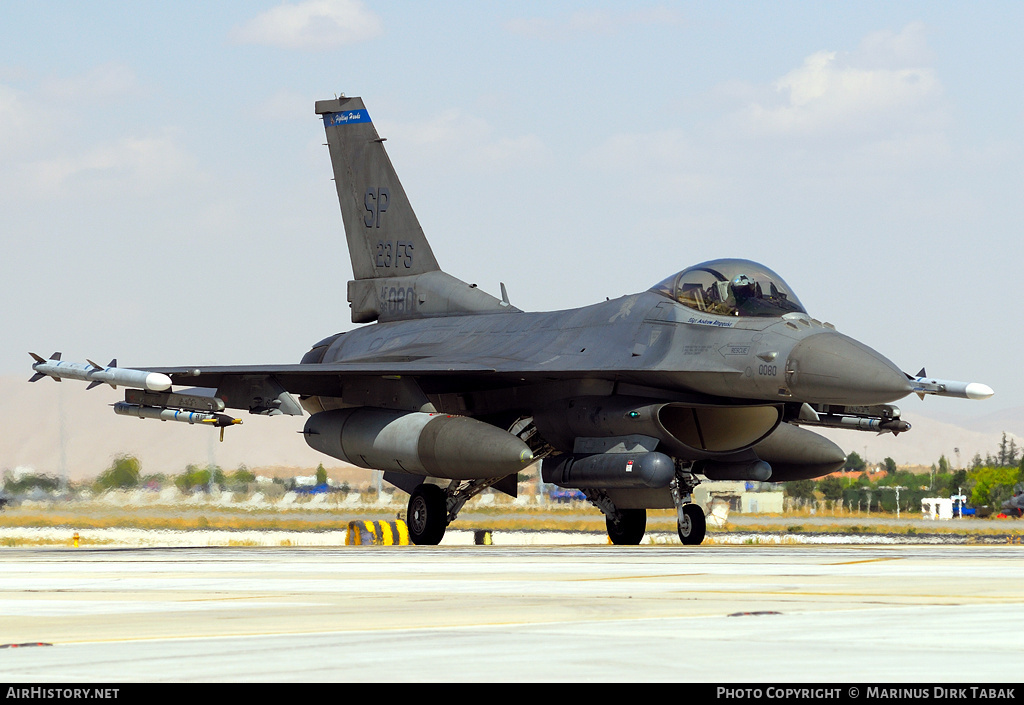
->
[140,361,502,415]
[146,358,740,416]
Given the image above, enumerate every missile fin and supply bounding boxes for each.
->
[86,359,104,370]
[49,352,61,361]
[916,367,926,378]
[29,352,45,364]
[29,373,45,383]
[86,381,102,390]
[109,359,117,367]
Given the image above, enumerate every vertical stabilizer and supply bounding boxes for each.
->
[316,96,515,323]
[316,96,439,280]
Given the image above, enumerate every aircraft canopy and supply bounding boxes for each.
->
[652,259,806,318]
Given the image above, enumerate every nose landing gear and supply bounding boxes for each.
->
[670,471,706,545]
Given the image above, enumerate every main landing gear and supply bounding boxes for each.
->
[407,483,447,545]
[606,508,647,546]
[406,477,511,545]
[586,469,707,546]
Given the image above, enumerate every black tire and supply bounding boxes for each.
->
[607,508,647,545]
[677,504,706,545]
[407,484,447,545]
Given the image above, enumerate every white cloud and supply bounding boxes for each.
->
[505,6,684,39]
[856,22,934,69]
[26,133,198,198]
[1,64,139,159]
[0,83,37,157]
[730,24,946,141]
[232,0,383,50]
[38,62,137,103]
[385,109,548,171]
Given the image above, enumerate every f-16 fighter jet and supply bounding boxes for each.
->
[33,96,992,545]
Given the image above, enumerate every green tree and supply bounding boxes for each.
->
[818,476,844,501]
[3,472,61,494]
[945,469,969,498]
[231,465,256,485]
[882,457,897,477]
[784,479,815,502]
[315,463,328,485]
[969,465,1022,506]
[94,454,141,491]
[175,464,226,492]
[843,451,866,473]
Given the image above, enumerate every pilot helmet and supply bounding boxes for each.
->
[730,274,756,300]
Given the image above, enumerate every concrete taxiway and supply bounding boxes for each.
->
[0,544,1021,682]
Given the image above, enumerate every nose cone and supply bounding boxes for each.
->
[787,332,912,405]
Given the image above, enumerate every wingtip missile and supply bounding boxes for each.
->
[29,354,172,392]
[909,371,994,400]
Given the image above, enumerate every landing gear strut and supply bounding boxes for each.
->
[670,470,706,545]
[407,476,513,545]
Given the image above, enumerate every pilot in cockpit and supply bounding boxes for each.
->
[728,273,774,316]
[730,274,757,303]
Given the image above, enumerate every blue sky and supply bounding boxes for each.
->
[2,1,1022,427]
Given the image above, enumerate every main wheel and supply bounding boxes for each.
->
[407,483,447,545]
[677,504,706,545]
[607,508,647,545]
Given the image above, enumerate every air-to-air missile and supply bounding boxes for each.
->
[113,390,242,441]
[910,369,995,400]
[30,353,241,440]
[29,352,171,391]
[112,401,238,426]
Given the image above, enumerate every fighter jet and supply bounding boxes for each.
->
[1002,484,1024,518]
[32,95,993,546]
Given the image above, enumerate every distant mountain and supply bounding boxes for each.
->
[814,405,1022,469]
[0,376,347,480]
[2,376,1019,480]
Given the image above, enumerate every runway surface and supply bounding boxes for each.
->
[1,544,1022,682]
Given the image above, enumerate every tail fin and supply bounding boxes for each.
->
[316,96,439,280]
[316,96,514,323]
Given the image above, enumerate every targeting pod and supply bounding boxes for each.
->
[541,451,675,490]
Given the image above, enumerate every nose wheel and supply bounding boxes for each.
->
[677,503,706,545]
[407,483,447,545]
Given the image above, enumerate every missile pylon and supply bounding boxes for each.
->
[29,352,172,392]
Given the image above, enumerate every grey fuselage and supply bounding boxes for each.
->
[303,289,909,422]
